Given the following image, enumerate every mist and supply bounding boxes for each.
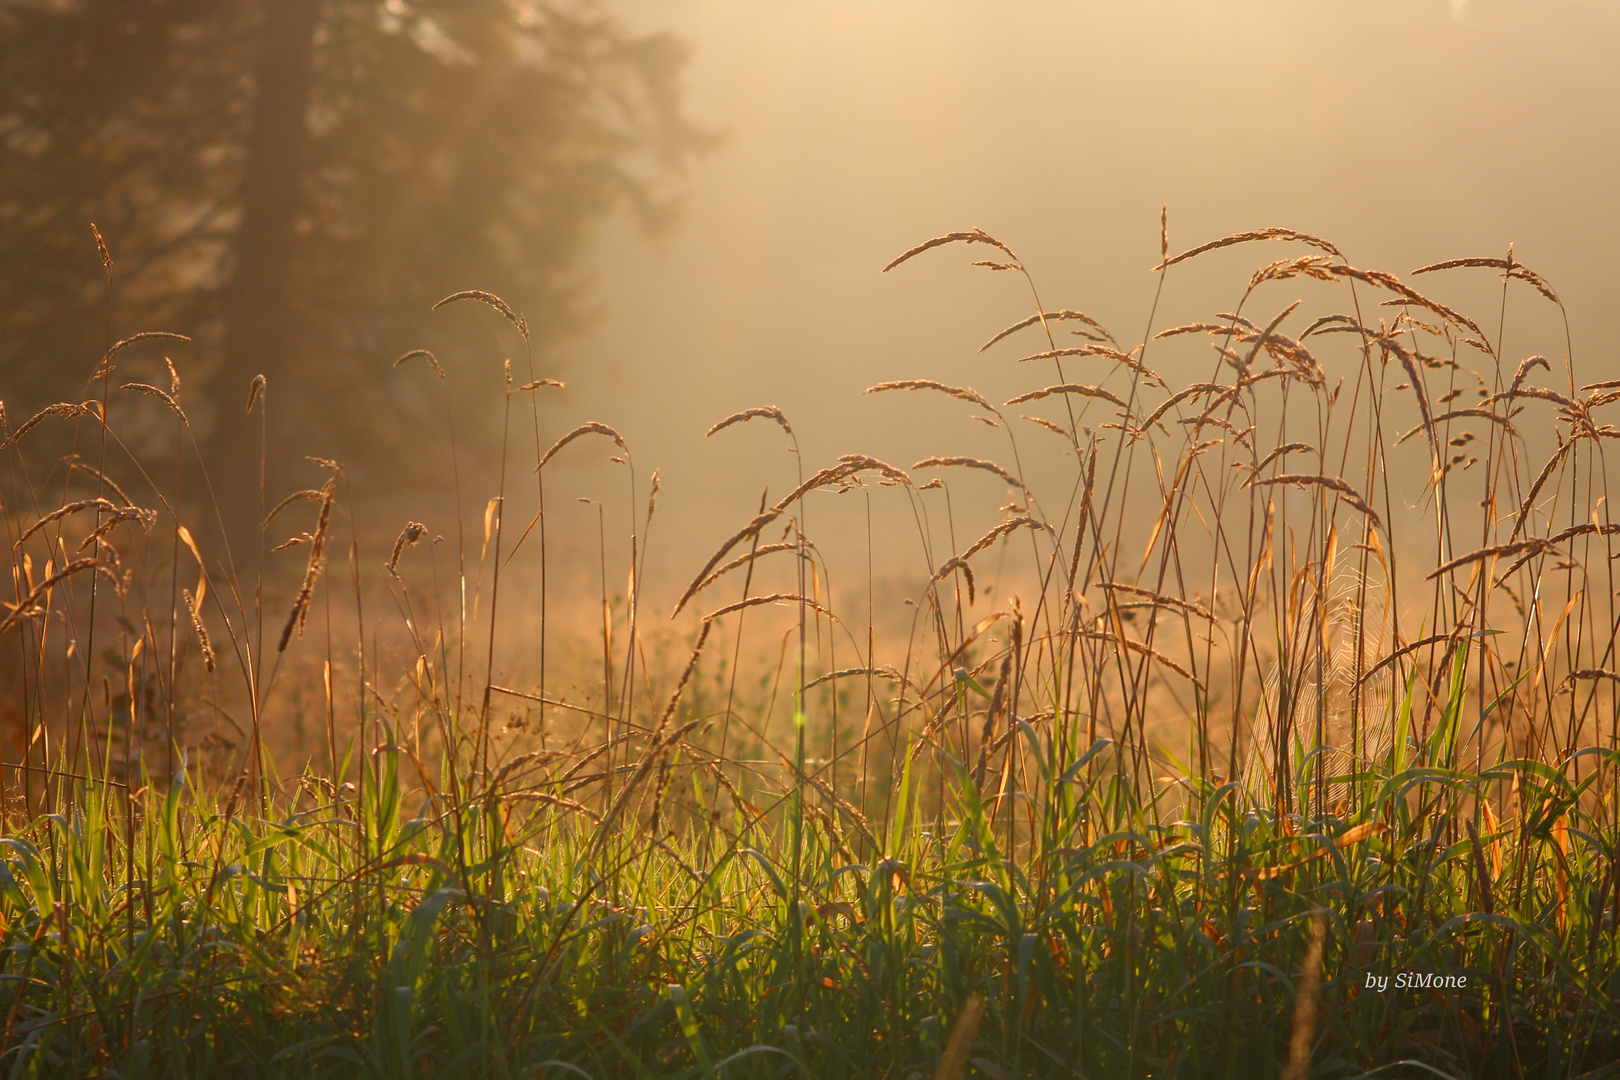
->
[541,0,1619,613]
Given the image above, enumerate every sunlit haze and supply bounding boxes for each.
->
[550,0,1619,609]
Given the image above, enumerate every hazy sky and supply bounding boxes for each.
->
[537,0,1619,603]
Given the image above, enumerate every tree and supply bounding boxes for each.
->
[0,0,704,536]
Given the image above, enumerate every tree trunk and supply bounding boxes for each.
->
[211,0,321,561]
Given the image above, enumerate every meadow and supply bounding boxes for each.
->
[0,222,1616,1079]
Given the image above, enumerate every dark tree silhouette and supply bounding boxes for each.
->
[0,0,705,538]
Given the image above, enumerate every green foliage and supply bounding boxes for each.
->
[2,220,1618,1077]
[0,753,1614,1077]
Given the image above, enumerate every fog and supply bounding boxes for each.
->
[522,0,1619,613]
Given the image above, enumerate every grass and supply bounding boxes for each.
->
[0,220,1617,1078]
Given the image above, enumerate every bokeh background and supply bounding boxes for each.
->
[573,0,1618,575]
[4,0,1617,614]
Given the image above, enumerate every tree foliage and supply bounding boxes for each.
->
[0,0,704,477]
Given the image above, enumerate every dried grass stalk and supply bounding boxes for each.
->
[1567,669,1620,687]
[1136,383,1223,435]
[1395,408,1518,447]
[1006,383,1129,411]
[388,521,427,574]
[1249,255,1337,290]
[1074,628,1205,691]
[687,541,802,598]
[769,457,909,512]
[1488,385,1581,413]
[802,666,904,691]
[702,593,832,623]
[1412,255,1560,305]
[1426,538,1555,581]
[933,993,985,1080]
[0,558,102,638]
[1249,475,1382,531]
[1465,820,1496,915]
[90,332,191,380]
[278,478,336,652]
[1155,227,1342,272]
[1103,581,1215,622]
[1156,321,1247,339]
[432,289,529,342]
[1511,439,1574,540]
[0,403,90,450]
[1412,255,1513,274]
[1013,345,1163,387]
[589,624,713,855]
[707,405,793,438]
[979,309,1115,352]
[930,556,976,604]
[1546,522,1620,546]
[394,349,446,378]
[66,462,137,508]
[1508,266,1561,305]
[1281,913,1327,1080]
[1253,443,1315,473]
[183,587,216,672]
[1354,632,1452,687]
[1238,300,1303,375]
[1390,344,1441,464]
[77,505,156,551]
[263,489,327,532]
[883,228,1016,273]
[1327,264,1493,350]
[865,381,993,411]
[954,516,1051,564]
[244,374,266,414]
[972,649,1014,787]
[120,382,184,418]
[536,422,626,471]
[91,222,112,269]
[911,457,1021,489]
[14,498,122,549]
[1020,415,1073,440]
[671,509,785,617]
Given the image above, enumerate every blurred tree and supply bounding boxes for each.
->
[0,0,704,532]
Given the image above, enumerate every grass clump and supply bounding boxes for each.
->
[0,223,1617,1078]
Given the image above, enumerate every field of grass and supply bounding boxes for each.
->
[0,223,1617,1078]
